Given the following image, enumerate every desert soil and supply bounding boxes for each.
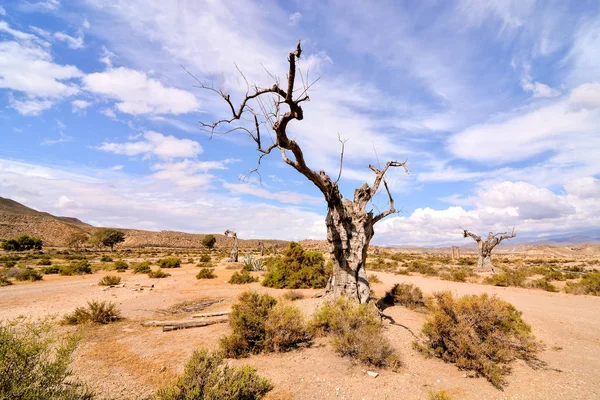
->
[1,261,599,400]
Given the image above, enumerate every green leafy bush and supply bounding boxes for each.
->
[98,275,121,286]
[220,291,309,357]
[42,265,60,274]
[92,228,125,250]
[417,292,543,388]
[14,268,43,282]
[429,390,453,400]
[262,242,330,289]
[132,260,152,274]
[62,300,121,325]
[154,349,272,400]
[564,272,600,296]
[157,257,182,269]
[0,317,92,399]
[148,268,170,278]
[199,254,211,263]
[309,297,399,369]
[484,269,527,287]
[196,268,217,279]
[113,260,128,271]
[382,283,425,309]
[229,270,258,284]
[59,260,92,276]
[201,234,217,250]
[1,235,43,251]
[100,255,113,262]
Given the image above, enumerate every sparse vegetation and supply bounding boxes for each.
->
[417,292,543,388]
[98,275,121,286]
[13,267,43,282]
[528,278,558,292]
[0,317,92,399]
[148,268,170,278]
[564,272,600,296]
[262,242,330,289]
[440,267,475,282]
[157,257,182,269]
[242,254,265,271]
[368,273,382,283]
[59,260,92,276]
[382,283,425,309]
[220,291,309,357]
[406,260,438,276]
[309,296,399,369]
[62,300,122,325]
[484,268,527,287]
[229,270,258,284]
[0,276,12,286]
[154,349,272,400]
[429,390,453,400]
[196,268,217,279]
[42,265,61,274]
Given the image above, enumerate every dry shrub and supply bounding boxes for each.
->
[417,292,543,388]
[0,275,12,286]
[281,290,304,301]
[309,296,399,369]
[429,390,453,400]
[62,300,122,325]
[196,268,217,280]
[406,260,438,276]
[148,268,170,278]
[13,268,43,282]
[100,255,113,262]
[42,265,61,274]
[98,275,121,286]
[199,254,211,263]
[368,274,382,284]
[157,257,181,268]
[528,278,558,292]
[155,349,272,400]
[229,270,258,284]
[220,291,309,357]
[484,269,527,287]
[440,267,475,282]
[382,283,425,309]
[113,259,129,271]
[564,272,600,295]
[132,260,152,274]
[59,260,91,276]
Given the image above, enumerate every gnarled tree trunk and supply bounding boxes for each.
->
[224,230,238,262]
[464,229,516,273]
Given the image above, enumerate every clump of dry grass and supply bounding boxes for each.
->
[62,300,122,325]
[98,275,121,286]
[564,272,600,296]
[417,291,543,388]
[309,296,399,369]
[382,283,425,309]
[368,274,382,284]
[196,268,217,279]
[281,290,304,301]
[484,268,527,287]
[148,268,170,278]
[229,270,258,284]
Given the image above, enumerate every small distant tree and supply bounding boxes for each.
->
[67,233,89,250]
[201,234,217,250]
[92,229,125,251]
[1,235,43,251]
[224,230,238,262]
[463,228,516,272]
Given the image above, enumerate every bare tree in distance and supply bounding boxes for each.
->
[462,228,516,272]
[193,41,409,303]
[258,241,264,257]
[224,230,238,262]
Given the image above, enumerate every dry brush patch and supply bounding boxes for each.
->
[62,301,122,325]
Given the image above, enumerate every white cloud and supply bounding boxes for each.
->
[54,31,84,49]
[0,6,6,16]
[109,165,124,171]
[71,99,91,113]
[521,80,559,98]
[22,0,60,11]
[42,131,72,145]
[97,131,203,159]
[568,82,600,111]
[8,97,54,116]
[289,12,302,26]
[223,182,322,205]
[83,67,200,115]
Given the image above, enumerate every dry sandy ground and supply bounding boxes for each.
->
[1,262,599,400]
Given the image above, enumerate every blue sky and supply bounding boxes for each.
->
[1,0,599,246]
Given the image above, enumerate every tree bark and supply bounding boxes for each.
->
[224,230,238,262]
[477,252,494,272]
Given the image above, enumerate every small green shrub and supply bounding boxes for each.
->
[98,275,122,286]
[196,268,217,279]
[42,265,61,274]
[528,278,558,292]
[220,291,309,357]
[440,267,475,282]
[564,272,600,296]
[199,254,211,263]
[157,257,181,269]
[382,283,425,309]
[112,259,128,271]
[201,234,217,250]
[132,260,152,274]
[0,317,92,399]
[37,258,52,266]
[309,297,399,369]
[62,300,121,325]
[229,270,258,284]
[187,258,194,264]
[100,255,113,262]
[484,269,527,287]
[262,242,330,289]
[60,260,92,276]
[154,349,272,400]
[368,274,382,284]
[196,262,213,269]
[14,268,43,282]
[417,292,543,388]
[406,260,438,276]
[3,260,17,268]
[148,268,170,278]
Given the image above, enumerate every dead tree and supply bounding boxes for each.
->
[224,230,238,262]
[195,41,409,303]
[451,246,460,260]
[258,241,264,256]
[462,228,516,272]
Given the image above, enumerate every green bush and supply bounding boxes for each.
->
[484,269,527,287]
[148,268,170,278]
[154,349,272,400]
[382,283,425,309]
[98,275,121,286]
[229,270,258,284]
[37,258,52,266]
[1,235,43,251]
[309,297,399,369]
[242,254,265,272]
[199,254,211,263]
[62,301,121,325]
[429,390,453,400]
[157,257,181,269]
[220,291,309,357]
[196,262,213,269]
[3,260,17,268]
[196,268,217,280]
[14,268,43,282]
[113,260,128,271]
[201,234,217,250]
[564,272,600,295]
[262,242,330,289]
[458,258,477,266]
[59,260,92,276]
[0,317,92,399]
[440,267,475,282]
[132,260,152,274]
[42,265,61,274]
[100,255,113,262]
[406,260,438,276]
[417,292,543,388]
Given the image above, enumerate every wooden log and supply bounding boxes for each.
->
[191,311,231,318]
[162,318,228,332]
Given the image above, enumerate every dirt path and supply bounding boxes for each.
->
[1,265,599,399]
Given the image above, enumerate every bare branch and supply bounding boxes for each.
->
[373,179,396,224]
[335,134,348,184]
[463,229,482,243]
